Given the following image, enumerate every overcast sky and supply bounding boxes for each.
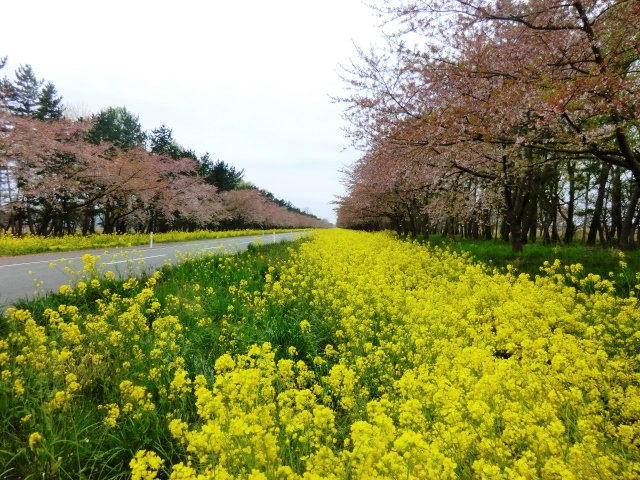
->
[0,0,384,223]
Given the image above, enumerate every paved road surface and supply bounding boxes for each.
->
[0,231,306,308]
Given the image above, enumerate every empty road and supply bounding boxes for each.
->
[0,231,306,307]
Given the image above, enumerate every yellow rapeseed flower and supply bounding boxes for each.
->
[28,432,42,450]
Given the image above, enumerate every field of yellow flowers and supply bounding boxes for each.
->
[2,229,640,479]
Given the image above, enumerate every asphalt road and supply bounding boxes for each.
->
[0,231,307,308]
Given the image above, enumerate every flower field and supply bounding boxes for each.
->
[2,230,640,479]
[0,229,307,257]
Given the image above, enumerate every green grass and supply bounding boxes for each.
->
[411,234,640,296]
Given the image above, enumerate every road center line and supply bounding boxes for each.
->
[104,254,167,265]
[0,257,83,268]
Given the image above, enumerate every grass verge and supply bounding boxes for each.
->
[415,234,640,296]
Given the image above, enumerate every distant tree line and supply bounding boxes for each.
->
[336,0,640,251]
[0,59,331,235]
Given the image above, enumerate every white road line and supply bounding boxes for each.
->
[0,249,157,268]
[198,240,255,250]
[0,257,84,268]
[104,254,167,265]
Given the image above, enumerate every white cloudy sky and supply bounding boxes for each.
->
[0,0,385,223]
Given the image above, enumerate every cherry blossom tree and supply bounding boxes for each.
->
[1,108,330,235]
[338,0,640,250]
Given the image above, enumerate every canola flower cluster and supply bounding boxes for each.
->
[3,229,640,478]
[135,230,640,479]
[0,259,197,473]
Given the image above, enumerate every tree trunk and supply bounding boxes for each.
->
[37,206,53,236]
[521,209,530,246]
[501,214,510,241]
[26,207,36,235]
[619,184,640,250]
[529,207,537,244]
[551,215,559,244]
[447,217,456,242]
[610,166,622,241]
[528,186,538,244]
[481,209,492,240]
[581,169,590,243]
[563,161,576,244]
[504,167,533,253]
[82,205,96,235]
[598,223,606,246]
[542,222,551,245]
[510,217,523,253]
[587,163,611,246]
[632,209,640,249]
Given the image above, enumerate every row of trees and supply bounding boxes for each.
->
[336,0,640,251]
[0,60,331,235]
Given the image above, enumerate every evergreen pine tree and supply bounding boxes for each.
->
[149,124,174,154]
[0,56,9,107]
[149,124,183,159]
[86,106,146,150]
[34,81,64,120]
[8,64,43,116]
[181,148,198,161]
[198,158,244,191]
